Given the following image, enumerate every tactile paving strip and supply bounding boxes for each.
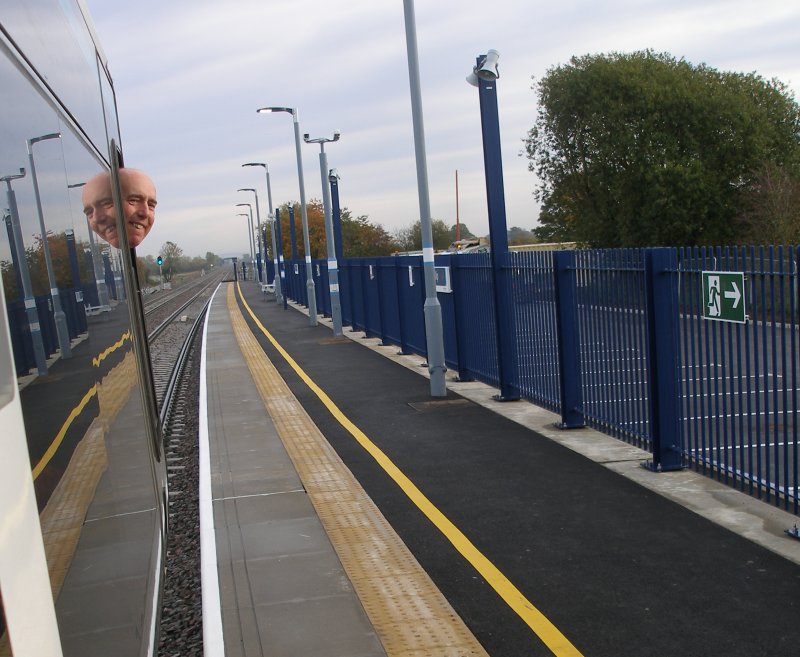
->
[227,284,489,657]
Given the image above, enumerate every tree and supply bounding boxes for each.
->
[736,162,800,244]
[340,209,395,256]
[449,223,476,242]
[524,51,800,247]
[159,241,182,281]
[272,201,326,259]
[394,219,451,252]
[507,226,538,246]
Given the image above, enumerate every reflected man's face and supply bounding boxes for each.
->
[82,169,157,248]
[82,172,116,246]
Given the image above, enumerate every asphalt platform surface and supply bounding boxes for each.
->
[237,281,800,657]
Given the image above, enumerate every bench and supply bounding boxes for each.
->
[84,304,111,316]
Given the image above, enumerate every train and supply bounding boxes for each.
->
[1,4,166,656]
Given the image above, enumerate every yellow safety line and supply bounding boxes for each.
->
[33,331,129,481]
[32,385,97,480]
[236,282,584,657]
[92,330,131,367]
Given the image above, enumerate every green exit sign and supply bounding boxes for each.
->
[701,271,747,323]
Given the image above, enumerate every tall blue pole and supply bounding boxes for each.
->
[274,208,288,310]
[288,205,298,260]
[288,205,299,304]
[329,173,348,324]
[329,174,344,262]
[475,52,519,401]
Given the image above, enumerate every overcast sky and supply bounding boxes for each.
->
[83,0,800,259]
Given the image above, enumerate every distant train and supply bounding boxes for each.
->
[1,4,165,656]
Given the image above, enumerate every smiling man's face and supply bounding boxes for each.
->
[118,169,157,248]
[82,169,156,248]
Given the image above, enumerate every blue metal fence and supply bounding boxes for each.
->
[276,245,799,515]
[677,246,799,508]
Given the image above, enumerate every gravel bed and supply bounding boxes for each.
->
[158,328,203,657]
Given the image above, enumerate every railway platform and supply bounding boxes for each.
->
[201,279,800,657]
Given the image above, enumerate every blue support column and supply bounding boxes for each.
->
[274,209,288,310]
[395,257,410,355]
[449,255,472,382]
[102,252,116,299]
[478,64,519,401]
[288,205,299,303]
[65,231,81,291]
[329,175,348,325]
[330,176,344,263]
[553,250,584,429]
[644,247,684,471]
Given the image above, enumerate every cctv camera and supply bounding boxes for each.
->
[303,133,310,141]
[476,49,499,81]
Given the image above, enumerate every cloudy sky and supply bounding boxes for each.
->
[83,0,800,259]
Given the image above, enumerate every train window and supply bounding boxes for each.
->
[1,0,107,150]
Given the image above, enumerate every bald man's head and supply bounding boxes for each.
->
[82,168,157,248]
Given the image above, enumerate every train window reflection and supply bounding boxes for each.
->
[2,4,165,654]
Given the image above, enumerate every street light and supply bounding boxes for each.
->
[242,162,283,304]
[2,168,48,374]
[400,0,446,397]
[27,131,71,359]
[256,106,318,326]
[303,131,343,336]
[238,188,263,283]
[235,203,255,271]
[467,49,520,401]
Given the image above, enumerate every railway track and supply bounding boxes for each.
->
[148,269,226,406]
[148,272,228,656]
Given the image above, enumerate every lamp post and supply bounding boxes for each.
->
[401,0,447,397]
[256,106,317,326]
[2,168,48,374]
[243,162,282,304]
[235,203,255,275]
[27,131,72,359]
[467,49,520,401]
[303,131,343,336]
[238,188,263,283]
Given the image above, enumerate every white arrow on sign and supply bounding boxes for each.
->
[724,281,741,308]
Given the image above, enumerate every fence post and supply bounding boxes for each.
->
[450,255,472,381]
[395,257,410,355]
[644,247,683,471]
[553,250,584,428]
[376,261,387,344]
